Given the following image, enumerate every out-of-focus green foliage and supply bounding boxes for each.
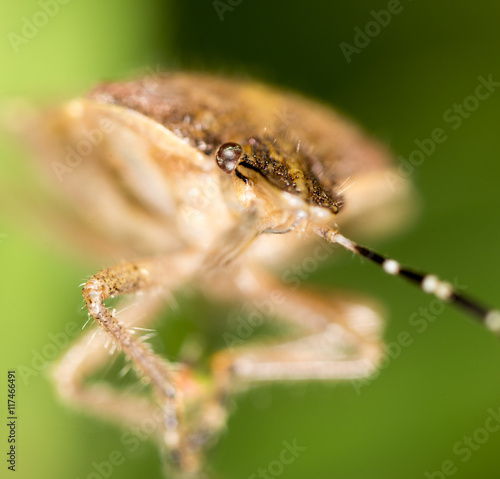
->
[1,1,500,478]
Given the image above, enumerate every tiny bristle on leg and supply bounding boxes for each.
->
[314,227,498,334]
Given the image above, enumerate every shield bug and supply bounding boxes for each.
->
[20,72,499,477]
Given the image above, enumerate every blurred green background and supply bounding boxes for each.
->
[1,1,500,478]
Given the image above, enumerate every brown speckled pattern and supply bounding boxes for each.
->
[87,73,390,215]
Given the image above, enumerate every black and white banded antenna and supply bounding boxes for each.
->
[313,226,500,333]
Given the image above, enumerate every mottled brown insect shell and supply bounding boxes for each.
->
[87,73,391,216]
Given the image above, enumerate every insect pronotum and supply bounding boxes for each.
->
[23,72,499,477]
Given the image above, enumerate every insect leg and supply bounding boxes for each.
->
[216,279,383,384]
[57,253,205,474]
[52,293,167,431]
[192,268,385,442]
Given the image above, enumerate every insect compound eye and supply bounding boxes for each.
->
[215,142,243,174]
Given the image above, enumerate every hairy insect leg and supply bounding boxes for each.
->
[54,254,208,474]
[52,293,168,430]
